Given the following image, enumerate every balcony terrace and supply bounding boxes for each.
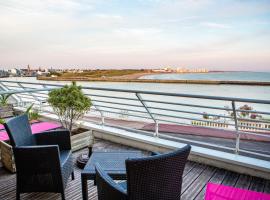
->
[0,80,269,199]
[0,139,269,200]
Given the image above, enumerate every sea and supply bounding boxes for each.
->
[140,71,270,82]
[2,71,270,100]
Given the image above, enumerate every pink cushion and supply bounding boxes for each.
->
[205,183,270,200]
[0,120,39,131]
[0,122,62,141]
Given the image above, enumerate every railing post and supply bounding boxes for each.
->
[136,93,159,137]
[92,102,105,126]
[155,120,159,137]
[232,101,240,154]
[101,112,105,126]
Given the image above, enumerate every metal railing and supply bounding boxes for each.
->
[0,80,270,160]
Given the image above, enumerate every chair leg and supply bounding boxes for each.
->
[71,171,75,180]
[16,192,20,200]
[61,192,66,200]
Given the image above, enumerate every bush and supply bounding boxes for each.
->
[0,118,5,124]
[203,112,209,119]
[48,82,91,132]
[239,104,252,118]
[0,93,13,106]
[25,104,40,121]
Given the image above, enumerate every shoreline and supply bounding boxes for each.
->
[37,76,270,85]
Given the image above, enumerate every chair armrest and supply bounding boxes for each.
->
[95,163,127,200]
[151,151,161,156]
[35,129,71,150]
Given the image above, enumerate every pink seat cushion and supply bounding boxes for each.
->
[0,120,39,131]
[0,122,62,141]
[205,183,270,200]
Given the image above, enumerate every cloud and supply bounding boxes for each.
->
[113,28,161,38]
[0,0,269,70]
[0,0,95,14]
[200,22,231,29]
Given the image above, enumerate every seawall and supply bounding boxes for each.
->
[37,76,270,85]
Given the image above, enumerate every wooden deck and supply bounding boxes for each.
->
[0,139,269,200]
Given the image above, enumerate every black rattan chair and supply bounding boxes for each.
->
[4,114,74,200]
[95,145,191,200]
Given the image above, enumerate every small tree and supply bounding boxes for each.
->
[48,82,91,132]
[203,112,209,119]
[239,104,252,118]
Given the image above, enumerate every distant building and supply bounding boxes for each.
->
[153,67,209,73]
[21,68,37,77]
[37,70,49,76]
[0,70,9,77]
[8,68,22,76]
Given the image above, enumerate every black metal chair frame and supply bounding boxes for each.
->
[4,114,74,200]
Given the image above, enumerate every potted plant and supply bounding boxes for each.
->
[25,103,40,122]
[48,82,92,152]
[0,117,17,173]
[0,118,5,125]
[0,93,14,118]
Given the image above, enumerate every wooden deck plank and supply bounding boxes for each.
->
[183,161,196,176]
[235,174,252,189]
[181,163,207,194]
[264,180,270,194]
[249,177,266,193]
[194,168,227,200]
[181,166,216,200]
[221,171,239,187]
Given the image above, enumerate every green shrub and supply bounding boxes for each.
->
[48,82,91,132]
[0,93,13,106]
[24,103,40,121]
[0,118,5,124]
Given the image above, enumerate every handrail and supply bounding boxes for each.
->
[1,80,270,104]
[0,80,269,160]
[0,88,52,95]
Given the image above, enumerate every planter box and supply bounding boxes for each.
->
[71,130,92,152]
[0,141,16,173]
[0,104,14,118]
[0,129,92,173]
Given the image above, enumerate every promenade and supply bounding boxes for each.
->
[83,116,270,158]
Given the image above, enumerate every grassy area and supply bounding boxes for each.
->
[58,69,146,78]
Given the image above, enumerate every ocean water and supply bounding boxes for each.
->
[2,72,270,100]
[140,71,270,82]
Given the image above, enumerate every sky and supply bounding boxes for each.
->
[0,0,270,71]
